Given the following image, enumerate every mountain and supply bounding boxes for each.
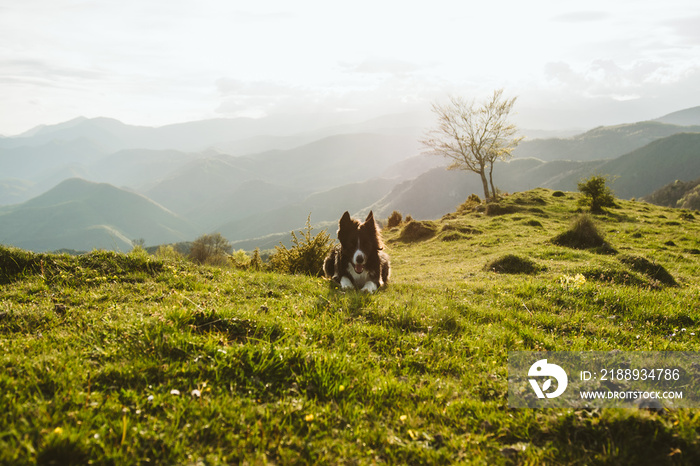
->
[217,177,398,244]
[372,132,700,220]
[655,106,700,126]
[513,121,700,162]
[504,132,700,200]
[0,178,195,252]
[145,133,421,224]
[4,106,700,253]
[1,111,425,154]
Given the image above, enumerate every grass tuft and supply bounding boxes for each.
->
[484,254,544,274]
[551,214,615,252]
[396,220,438,242]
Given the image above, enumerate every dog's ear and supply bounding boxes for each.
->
[363,211,377,232]
[362,211,384,249]
[339,211,353,236]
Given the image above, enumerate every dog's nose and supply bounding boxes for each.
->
[356,254,365,264]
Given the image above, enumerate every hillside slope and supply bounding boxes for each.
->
[0,178,195,251]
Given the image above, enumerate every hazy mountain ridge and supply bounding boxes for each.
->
[514,120,700,162]
[2,106,700,252]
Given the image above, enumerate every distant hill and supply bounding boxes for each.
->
[372,132,700,220]
[643,177,700,209]
[4,107,700,253]
[217,177,398,243]
[146,133,420,224]
[0,178,195,252]
[655,106,700,126]
[513,121,700,162]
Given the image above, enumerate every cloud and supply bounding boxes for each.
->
[551,11,609,23]
[543,58,700,99]
[343,58,424,77]
[213,69,443,120]
[666,15,700,46]
[0,58,110,91]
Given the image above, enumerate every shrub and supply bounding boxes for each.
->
[578,174,617,213]
[155,244,183,261]
[269,215,334,276]
[552,214,615,252]
[229,249,252,269]
[249,248,264,271]
[484,254,544,274]
[552,191,565,197]
[188,233,232,266]
[387,211,403,228]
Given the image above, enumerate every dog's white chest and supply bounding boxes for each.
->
[340,263,377,292]
[345,263,369,286]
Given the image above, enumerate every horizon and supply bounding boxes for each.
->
[2,1,700,136]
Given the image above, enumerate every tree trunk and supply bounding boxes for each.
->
[488,162,497,201]
[479,169,490,201]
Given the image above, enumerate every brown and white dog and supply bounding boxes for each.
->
[323,211,390,293]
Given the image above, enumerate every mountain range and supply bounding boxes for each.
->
[1,106,700,253]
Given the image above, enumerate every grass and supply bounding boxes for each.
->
[1,188,700,464]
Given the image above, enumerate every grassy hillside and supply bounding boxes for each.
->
[0,178,195,252]
[1,190,700,464]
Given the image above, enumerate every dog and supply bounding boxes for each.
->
[323,211,390,293]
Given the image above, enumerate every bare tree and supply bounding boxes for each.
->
[421,89,523,201]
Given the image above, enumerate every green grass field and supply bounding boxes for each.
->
[2,189,700,464]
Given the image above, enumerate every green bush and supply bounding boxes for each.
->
[578,174,617,213]
[229,249,252,269]
[269,215,334,276]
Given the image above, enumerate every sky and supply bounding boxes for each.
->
[1,0,700,136]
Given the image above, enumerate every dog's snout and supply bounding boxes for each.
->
[356,254,365,264]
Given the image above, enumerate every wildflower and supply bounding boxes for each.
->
[338,385,345,392]
[147,395,154,402]
[400,415,407,422]
[305,414,314,422]
[191,389,201,398]
[53,427,64,435]
[170,389,181,396]
[559,273,586,290]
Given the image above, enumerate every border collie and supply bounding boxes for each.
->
[323,211,390,293]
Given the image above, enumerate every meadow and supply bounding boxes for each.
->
[1,188,700,465]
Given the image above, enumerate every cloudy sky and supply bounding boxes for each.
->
[1,0,699,136]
